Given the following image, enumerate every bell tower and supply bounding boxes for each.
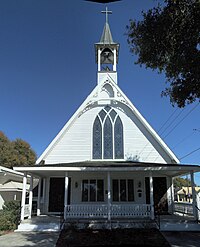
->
[95,7,119,84]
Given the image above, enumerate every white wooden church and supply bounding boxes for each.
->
[15,8,200,230]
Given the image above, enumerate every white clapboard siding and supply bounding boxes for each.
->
[45,105,166,164]
[45,107,99,163]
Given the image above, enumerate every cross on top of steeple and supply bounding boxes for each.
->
[101,7,112,24]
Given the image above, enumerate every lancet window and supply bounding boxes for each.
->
[93,106,124,159]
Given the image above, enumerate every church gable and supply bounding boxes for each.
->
[37,77,178,165]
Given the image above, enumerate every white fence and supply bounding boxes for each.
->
[174,202,193,215]
[65,204,151,219]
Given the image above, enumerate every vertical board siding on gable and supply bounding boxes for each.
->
[45,107,101,163]
[118,110,166,164]
[44,106,167,164]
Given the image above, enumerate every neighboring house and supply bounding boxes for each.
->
[14,9,200,227]
[177,187,200,203]
[0,166,30,209]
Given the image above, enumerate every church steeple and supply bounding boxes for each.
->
[100,22,114,44]
[95,7,119,84]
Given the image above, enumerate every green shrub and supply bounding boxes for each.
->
[0,201,21,231]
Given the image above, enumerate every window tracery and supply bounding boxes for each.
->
[93,106,124,159]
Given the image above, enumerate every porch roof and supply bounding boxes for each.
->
[13,161,200,178]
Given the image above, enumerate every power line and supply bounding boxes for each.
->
[180,147,200,161]
[157,108,178,133]
[163,102,200,139]
[159,108,185,136]
[139,108,183,158]
[172,130,195,149]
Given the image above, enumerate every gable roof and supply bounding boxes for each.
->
[36,73,179,165]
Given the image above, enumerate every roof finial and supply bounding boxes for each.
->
[101,6,112,24]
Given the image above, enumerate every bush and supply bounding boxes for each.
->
[0,201,21,231]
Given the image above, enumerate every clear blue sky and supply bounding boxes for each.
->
[0,0,200,183]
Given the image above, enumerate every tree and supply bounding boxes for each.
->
[173,177,192,189]
[126,0,200,107]
[0,131,36,168]
[13,139,36,166]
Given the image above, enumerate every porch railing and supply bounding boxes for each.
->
[65,204,151,219]
[174,202,193,216]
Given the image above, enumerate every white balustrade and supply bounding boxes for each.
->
[66,204,151,219]
[174,202,193,215]
[111,204,151,218]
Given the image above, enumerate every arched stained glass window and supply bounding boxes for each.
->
[93,116,102,159]
[99,109,106,121]
[110,109,117,121]
[114,116,124,159]
[92,107,124,160]
[104,105,111,112]
[103,116,113,159]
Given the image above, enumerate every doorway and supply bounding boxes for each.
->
[145,177,168,213]
[48,177,71,212]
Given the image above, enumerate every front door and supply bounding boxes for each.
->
[153,177,168,213]
[48,177,71,212]
[145,177,168,214]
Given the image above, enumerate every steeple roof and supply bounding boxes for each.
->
[96,6,118,45]
[99,22,116,44]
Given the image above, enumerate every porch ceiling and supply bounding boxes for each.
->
[13,161,200,178]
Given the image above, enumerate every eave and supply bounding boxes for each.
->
[13,161,200,178]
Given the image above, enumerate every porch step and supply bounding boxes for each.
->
[64,219,158,230]
[158,214,200,231]
[16,222,60,232]
[15,215,61,232]
[160,221,200,231]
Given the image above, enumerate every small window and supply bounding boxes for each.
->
[90,180,96,202]
[82,180,89,202]
[128,179,134,201]
[112,180,119,201]
[82,179,104,202]
[112,179,134,202]
[97,180,104,202]
[120,179,127,201]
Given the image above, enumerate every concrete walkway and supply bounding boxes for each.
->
[162,231,200,247]
[0,231,60,247]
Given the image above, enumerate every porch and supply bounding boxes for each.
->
[13,161,200,231]
[16,211,200,232]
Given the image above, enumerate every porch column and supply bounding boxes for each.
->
[28,175,33,219]
[64,172,69,221]
[42,178,46,213]
[197,191,200,221]
[190,171,198,220]
[170,177,175,214]
[107,171,111,221]
[167,176,174,214]
[21,172,27,221]
[149,172,154,220]
[37,177,42,216]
